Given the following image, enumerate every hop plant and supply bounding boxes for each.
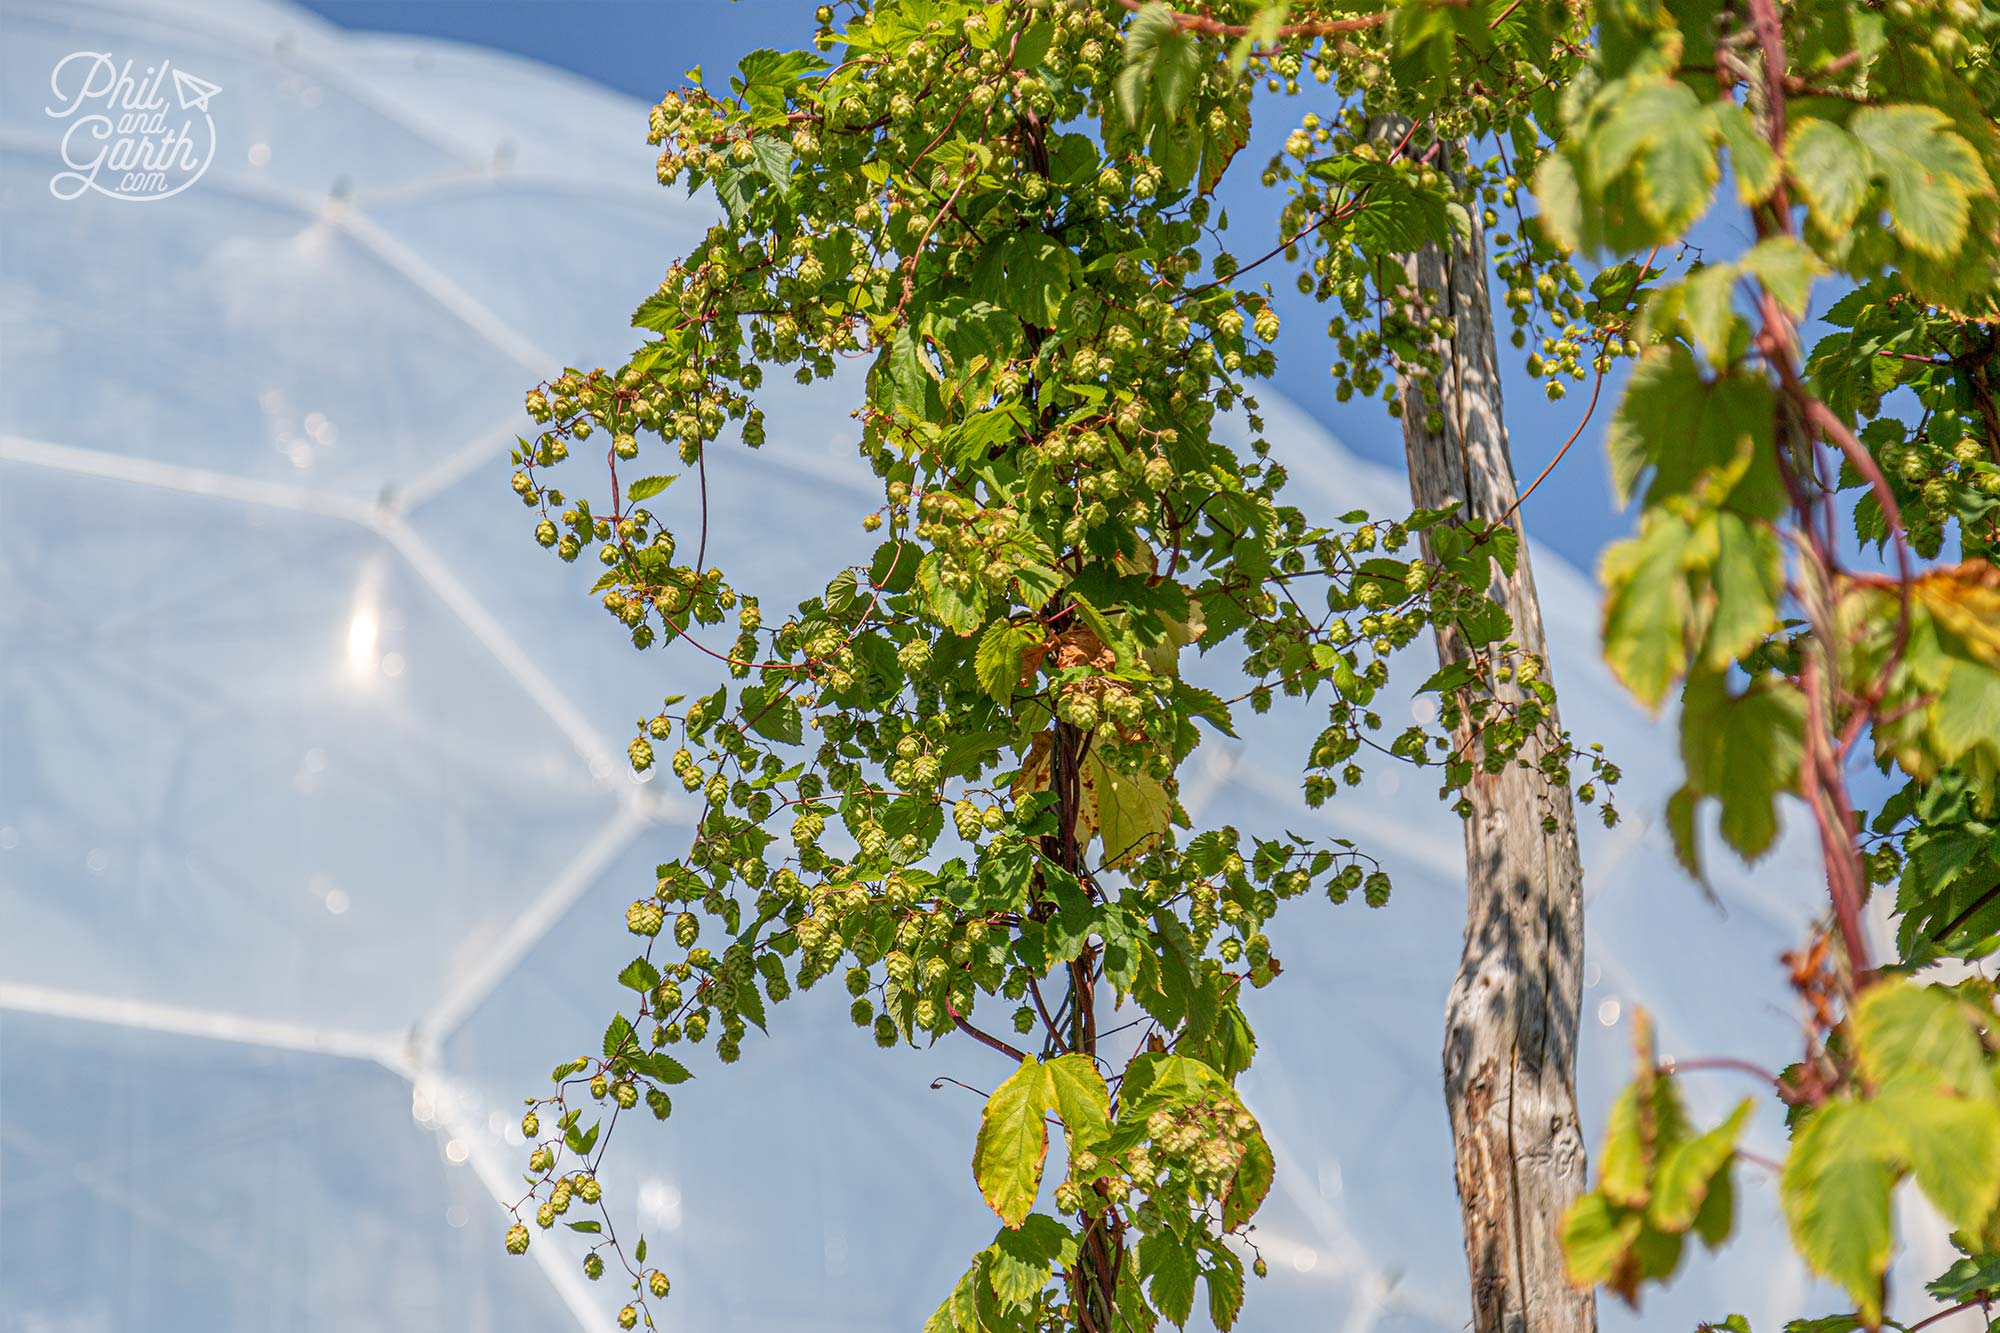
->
[627,901,665,936]
[505,1223,530,1255]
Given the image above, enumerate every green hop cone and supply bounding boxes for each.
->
[618,1306,638,1330]
[849,996,873,1026]
[646,1087,672,1120]
[1012,1005,1035,1034]
[590,1073,609,1100]
[521,1111,539,1138]
[673,912,699,948]
[505,1223,530,1255]
[536,1202,556,1229]
[626,901,665,937]
[1363,871,1391,907]
[873,1014,898,1048]
[584,1252,605,1281]
[649,1271,671,1299]
[579,1176,602,1204]
[613,1080,638,1109]
[628,737,654,772]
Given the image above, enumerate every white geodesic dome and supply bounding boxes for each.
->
[0,2,1864,1330]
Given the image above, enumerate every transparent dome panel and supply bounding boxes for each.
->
[0,1011,574,1333]
[0,463,615,1029]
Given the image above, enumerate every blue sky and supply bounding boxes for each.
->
[298,0,1642,573]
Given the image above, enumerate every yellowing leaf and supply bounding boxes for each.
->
[1564,1192,1645,1287]
[974,1057,1053,1229]
[1082,750,1171,867]
[1881,1088,2000,1229]
[1912,561,2000,669]
[1852,979,1992,1099]
[1650,1099,1753,1232]
[1043,1054,1111,1154]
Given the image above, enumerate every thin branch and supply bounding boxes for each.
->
[1934,881,2000,942]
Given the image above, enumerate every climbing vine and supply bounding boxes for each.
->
[496,0,2000,1329]
[497,2,1611,1329]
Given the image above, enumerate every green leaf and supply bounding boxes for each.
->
[741,682,803,745]
[1928,1252,2000,1301]
[603,1013,635,1060]
[870,539,922,594]
[1712,101,1778,203]
[566,1118,602,1156]
[1227,4,1285,70]
[975,1057,1054,1229]
[1118,2,1199,129]
[976,621,1040,703]
[824,568,860,616]
[624,474,675,502]
[1852,105,1990,260]
[1641,115,1721,232]
[1782,1100,1895,1323]
[975,233,1076,329]
[1678,667,1804,864]
[1666,785,1702,881]
[1600,511,1698,709]
[1786,119,1871,234]
[1204,1245,1246,1330]
[566,1219,602,1233]
[1606,348,1779,515]
[986,1215,1072,1307]
[1659,262,1742,366]
[618,957,662,993]
[1138,1228,1198,1327]
[1741,237,1820,319]
[623,1050,694,1085]
[918,552,989,635]
[1704,512,1783,668]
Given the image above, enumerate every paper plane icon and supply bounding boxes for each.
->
[171,68,221,112]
